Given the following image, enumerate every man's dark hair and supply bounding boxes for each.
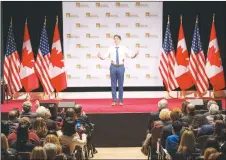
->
[12,108,20,118]
[114,35,121,40]
[47,104,57,120]
[8,111,17,121]
[172,121,182,133]
[16,124,29,145]
[66,108,75,118]
[74,104,82,115]
[214,114,224,121]
[62,117,75,136]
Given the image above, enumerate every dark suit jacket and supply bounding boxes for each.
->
[161,122,173,146]
[197,124,214,137]
[181,114,196,126]
[20,112,37,119]
[31,118,57,130]
[147,112,160,132]
[7,119,19,134]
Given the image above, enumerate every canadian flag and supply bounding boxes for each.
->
[205,20,225,91]
[174,21,194,90]
[49,18,67,92]
[19,20,39,92]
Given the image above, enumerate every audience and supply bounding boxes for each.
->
[219,129,226,154]
[204,100,218,116]
[43,143,57,160]
[1,133,17,159]
[20,101,36,119]
[30,146,47,160]
[203,147,217,160]
[7,111,19,134]
[181,103,196,126]
[33,117,48,140]
[44,134,62,155]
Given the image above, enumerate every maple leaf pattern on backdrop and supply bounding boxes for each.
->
[208,46,221,67]
[50,48,64,68]
[176,46,189,66]
[22,47,34,68]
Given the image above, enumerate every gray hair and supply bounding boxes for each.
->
[43,143,57,160]
[158,99,168,110]
[209,104,219,115]
[22,101,32,113]
[36,106,51,118]
[207,100,217,110]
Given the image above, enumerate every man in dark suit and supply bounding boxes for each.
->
[180,103,196,126]
[20,101,37,119]
[147,99,168,133]
[7,110,19,134]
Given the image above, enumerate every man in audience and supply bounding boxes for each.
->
[180,103,196,126]
[165,121,183,158]
[207,104,225,124]
[147,99,168,132]
[204,100,218,116]
[20,101,36,119]
[7,110,19,134]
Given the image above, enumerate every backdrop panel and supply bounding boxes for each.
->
[63,2,163,87]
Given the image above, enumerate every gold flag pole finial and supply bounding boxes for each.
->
[180,15,183,24]
[168,15,170,24]
[213,13,215,22]
[44,16,46,24]
[196,15,198,24]
[56,15,58,24]
[25,17,27,24]
[10,16,12,24]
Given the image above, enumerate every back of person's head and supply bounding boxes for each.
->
[207,100,217,111]
[159,108,171,121]
[170,108,182,121]
[191,114,209,129]
[74,104,82,116]
[214,114,224,122]
[181,100,190,115]
[209,104,219,115]
[214,120,225,137]
[204,137,219,151]
[33,117,48,138]
[187,103,196,115]
[62,117,76,136]
[172,121,182,134]
[151,120,164,148]
[22,101,32,113]
[19,117,31,128]
[30,146,47,160]
[66,108,75,118]
[8,110,17,121]
[16,124,29,145]
[43,143,57,160]
[12,108,20,118]
[1,133,9,151]
[36,106,51,119]
[208,152,226,160]
[204,147,217,160]
[44,134,62,154]
[48,104,57,120]
[158,99,168,111]
[178,129,195,153]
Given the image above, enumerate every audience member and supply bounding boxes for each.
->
[33,117,48,139]
[208,152,226,160]
[43,143,57,160]
[219,129,226,154]
[159,108,171,125]
[1,120,9,136]
[20,101,36,119]
[30,146,47,160]
[204,100,217,116]
[203,147,217,160]
[1,133,17,160]
[12,108,21,119]
[44,134,62,155]
[191,114,208,129]
[147,99,168,132]
[204,137,219,151]
[181,103,196,127]
[7,111,19,134]
[165,121,183,158]
[181,100,190,116]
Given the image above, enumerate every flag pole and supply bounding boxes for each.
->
[211,13,215,98]
[180,14,185,99]
[10,16,15,100]
[55,15,60,100]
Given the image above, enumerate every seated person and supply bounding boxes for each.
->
[7,111,19,134]
[165,121,183,158]
[206,104,225,124]
[1,133,17,160]
[20,101,36,119]
[180,103,196,126]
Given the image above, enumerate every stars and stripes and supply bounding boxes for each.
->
[189,22,209,94]
[35,23,54,94]
[4,22,22,95]
[159,23,179,91]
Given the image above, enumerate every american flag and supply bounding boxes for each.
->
[189,21,209,94]
[159,23,179,91]
[4,22,22,95]
[35,23,54,94]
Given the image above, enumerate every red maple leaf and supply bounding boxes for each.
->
[207,46,221,67]
[22,47,34,68]
[50,48,64,68]
[176,46,189,66]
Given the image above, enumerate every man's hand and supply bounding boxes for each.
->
[97,52,105,60]
[132,47,139,59]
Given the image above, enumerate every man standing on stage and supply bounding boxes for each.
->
[98,35,139,106]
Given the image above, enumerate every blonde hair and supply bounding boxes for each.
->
[44,134,62,154]
[159,108,171,121]
[33,117,48,138]
[30,146,47,160]
[178,129,195,153]
[204,147,217,160]
[1,134,9,151]
[208,152,223,160]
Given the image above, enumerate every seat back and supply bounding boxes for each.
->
[17,152,31,160]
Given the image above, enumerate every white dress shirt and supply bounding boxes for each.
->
[104,45,136,64]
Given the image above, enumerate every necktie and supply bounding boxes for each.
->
[116,47,119,65]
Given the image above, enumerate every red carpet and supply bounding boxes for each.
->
[1,98,185,114]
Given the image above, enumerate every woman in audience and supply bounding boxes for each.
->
[159,108,171,125]
[191,114,208,129]
[181,100,190,116]
[44,134,62,155]
[219,129,226,154]
[212,120,225,139]
[10,124,36,152]
[33,117,48,139]
[30,146,47,160]
[12,108,21,119]
[203,147,217,160]
[58,116,87,154]
[1,133,17,160]
[208,152,226,160]
[175,129,201,159]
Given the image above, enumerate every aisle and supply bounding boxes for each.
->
[92,147,146,159]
